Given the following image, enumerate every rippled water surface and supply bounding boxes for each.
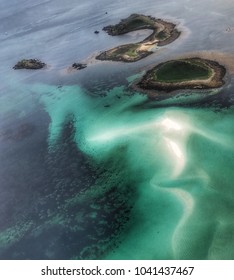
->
[0,0,234,259]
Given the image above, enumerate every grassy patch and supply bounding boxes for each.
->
[110,44,138,58]
[119,15,156,33]
[125,18,148,30]
[157,31,167,40]
[155,60,212,83]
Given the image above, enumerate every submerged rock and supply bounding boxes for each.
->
[13,59,46,70]
[72,63,87,70]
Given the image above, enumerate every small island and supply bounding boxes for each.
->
[136,58,226,95]
[13,59,46,70]
[96,14,180,62]
[72,63,87,70]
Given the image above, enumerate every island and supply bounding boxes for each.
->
[136,57,226,95]
[13,59,46,70]
[96,14,180,62]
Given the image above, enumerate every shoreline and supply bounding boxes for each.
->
[132,55,227,99]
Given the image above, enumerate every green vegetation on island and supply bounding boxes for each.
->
[96,14,180,62]
[98,43,152,62]
[155,60,211,82]
[13,59,46,70]
[137,58,226,94]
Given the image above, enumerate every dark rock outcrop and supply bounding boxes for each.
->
[13,59,46,70]
[72,63,87,70]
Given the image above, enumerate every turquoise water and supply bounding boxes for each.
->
[39,82,234,259]
[2,79,232,259]
[42,84,234,260]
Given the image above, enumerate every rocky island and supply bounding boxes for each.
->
[13,59,46,70]
[136,57,226,96]
[96,14,180,62]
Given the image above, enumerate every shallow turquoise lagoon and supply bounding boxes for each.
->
[1,80,232,259]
